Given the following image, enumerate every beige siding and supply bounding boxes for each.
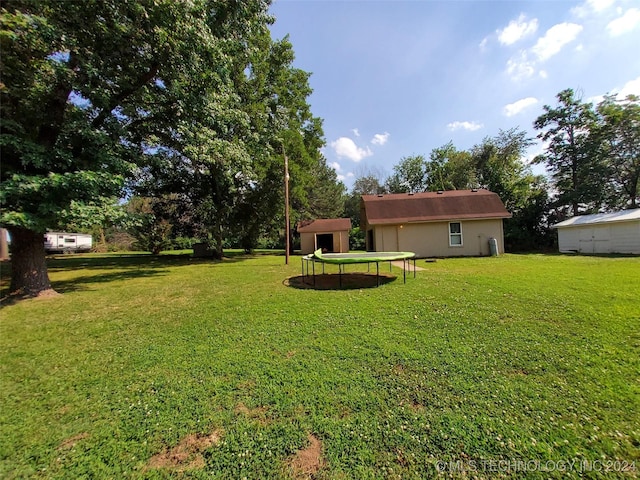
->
[300,232,315,254]
[372,219,505,257]
[375,225,399,252]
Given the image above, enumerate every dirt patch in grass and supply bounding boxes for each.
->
[57,432,90,450]
[287,433,324,479]
[235,402,271,424]
[391,260,425,271]
[1,287,61,305]
[146,430,221,472]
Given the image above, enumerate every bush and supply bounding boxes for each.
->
[349,227,365,250]
[172,237,194,250]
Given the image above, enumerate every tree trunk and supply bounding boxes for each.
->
[214,224,224,260]
[6,227,55,297]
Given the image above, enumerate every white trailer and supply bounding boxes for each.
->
[44,232,93,254]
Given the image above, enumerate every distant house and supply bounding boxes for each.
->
[298,218,351,254]
[360,189,511,257]
[552,209,640,254]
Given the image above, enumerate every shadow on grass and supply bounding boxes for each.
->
[50,268,169,294]
[0,253,246,301]
[45,253,233,272]
[285,273,397,290]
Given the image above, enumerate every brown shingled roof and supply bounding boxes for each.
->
[362,190,511,225]
[297,218,352,233]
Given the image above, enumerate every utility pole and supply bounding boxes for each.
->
[283,144,290,265]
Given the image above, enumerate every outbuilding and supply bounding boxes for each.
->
[552,209,640,254]
[298,218,351,254]
[360,189,511,257]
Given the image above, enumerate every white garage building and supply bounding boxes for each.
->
[552,209,640,254]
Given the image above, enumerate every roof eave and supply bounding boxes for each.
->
[367,214,511,225]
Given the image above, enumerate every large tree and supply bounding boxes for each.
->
[533,89,603,215]
[135,30,332,255]
[470,128,550,250]
[425,142,476,191]
[0,0,272,295]
[594,94,640,209]
[385,155,427,193]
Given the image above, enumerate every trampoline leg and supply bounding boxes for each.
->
[376,262,380,287]
[339,264,342,288]
[403,259,406,283]
[312,260,315,286]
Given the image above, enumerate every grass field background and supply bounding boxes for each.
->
[1,252,639,478]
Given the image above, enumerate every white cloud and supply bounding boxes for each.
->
[616,76,640,98]
[539,70,548,79]
[607,8,640,36]
[351,128,360,137]
[371,132,390,146]
[497,14,538,45]
[531,23,583,62]
[330,137,373,162]
[503,97,539,117]
[479,37,489,51]
[572,0,615,18]
[506,53,536,80]
[330,161,341,171]
[447,121,483,132]
[336,172,355,182]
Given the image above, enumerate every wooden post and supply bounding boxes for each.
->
[0,228,9,261]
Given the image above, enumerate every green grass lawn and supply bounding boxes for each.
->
[1,253,639,479]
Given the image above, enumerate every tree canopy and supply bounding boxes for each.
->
[1,0,338,295]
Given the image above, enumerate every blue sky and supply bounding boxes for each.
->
[268,0,640,189]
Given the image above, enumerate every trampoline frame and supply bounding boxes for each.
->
[301,250,416,288]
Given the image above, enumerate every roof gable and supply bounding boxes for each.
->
[297,218,352,233]
[361,190,510,225]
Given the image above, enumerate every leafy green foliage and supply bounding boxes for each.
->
[470,129,551,251]
[385,155,428,193]
[533,89,602,215]
[3,0,343,292]
[425,142,476,191]
[594,94,640,209]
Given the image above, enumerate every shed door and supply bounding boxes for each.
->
[316,233,334,253]
[593,226,610,254]
[579,228,594,253]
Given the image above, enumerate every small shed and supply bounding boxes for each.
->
[552,209,640,254]
[298,218,351,254]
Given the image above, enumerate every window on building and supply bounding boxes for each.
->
[449,222,462,246]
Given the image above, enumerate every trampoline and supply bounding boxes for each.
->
[301,249,416,288]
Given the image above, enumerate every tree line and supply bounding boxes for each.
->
[1,0,638,297]
[344,90,639,251]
